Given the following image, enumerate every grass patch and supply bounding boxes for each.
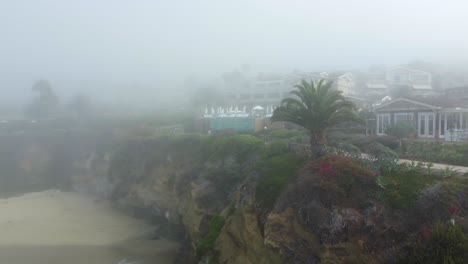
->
[196,215,225,257]
[202,134,264,163]
[256,153,307,210]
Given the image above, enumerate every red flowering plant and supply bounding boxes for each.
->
[306,155,378,207]
[449,205,460,216]
[448,204,461,225]
[418,227,433,241]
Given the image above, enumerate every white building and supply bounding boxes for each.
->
[385,66,432,90]
[223,71,330,113]
[335,73,355,96]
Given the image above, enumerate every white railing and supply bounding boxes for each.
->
[444,129,468,142]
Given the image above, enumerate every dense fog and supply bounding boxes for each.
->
[2,1,468,264]
[2,0,468,108]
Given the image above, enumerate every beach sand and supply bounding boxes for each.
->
[0,190,179,264]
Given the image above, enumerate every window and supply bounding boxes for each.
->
[463,113,468,129]
[447,113,460,130]
[377,114,391,135]
[394,113,413,125]
[419,116,425,135]
[440,114,446,137]
[412,75,428,83]
[428,114,434,136]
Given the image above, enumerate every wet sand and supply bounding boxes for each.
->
[0,190,179,264]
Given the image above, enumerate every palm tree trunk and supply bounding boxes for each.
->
[310,133,326,159]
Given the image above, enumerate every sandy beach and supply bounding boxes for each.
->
[0,190,179,264]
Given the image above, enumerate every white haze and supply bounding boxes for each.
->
[1,0,468,106]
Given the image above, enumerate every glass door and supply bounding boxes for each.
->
[377,114,390,135]
[439,113,446,138]
[418,112,434,138]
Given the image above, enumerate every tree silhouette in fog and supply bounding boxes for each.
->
[25,79,59,119]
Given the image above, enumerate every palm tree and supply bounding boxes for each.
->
[271,79,363,159]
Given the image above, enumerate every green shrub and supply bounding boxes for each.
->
[202,134,264,163]
[402,223,468,264]
[306,155,377,207]
[364,142,400,173]
[375,135,400,150]
[196,215,225,257]
[327,142,362,159]
[336,134,399,150]
[275,155,378,233]
[256,153,306,210]
[385,123,416,144]
[262,140,290,158]
[406,180,468,229]
[401,141,468,166]
[269,129,308,139]
[376,170,438,209]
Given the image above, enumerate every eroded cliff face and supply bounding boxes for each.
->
[0,130,113,196]
[105,137,397,264]
[113,170,286,264]
[215,190,283,264]
[103,136,293,263]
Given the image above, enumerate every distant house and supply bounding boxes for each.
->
[373,94,468,141]
[335,73,355,96]
[222,71,330,115]
[366,72,388,92]
[365,66,433,97]
[438,71,468,90]
[385,66,432,90]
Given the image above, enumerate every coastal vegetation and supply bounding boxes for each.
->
[271,79,362,159]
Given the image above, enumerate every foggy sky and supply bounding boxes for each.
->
[2,0,468,106]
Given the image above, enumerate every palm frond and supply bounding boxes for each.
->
[271,78,363,134]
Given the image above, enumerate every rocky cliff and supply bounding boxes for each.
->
[3,131,467,263]
[104,136,468,264]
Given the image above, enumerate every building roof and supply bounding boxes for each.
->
[412,84,432,90]
[374,98,440,112]
[338,73,354,80]
[374,95,468,113]
[407,95,468,108]
[366,83,387,89]
[387,66,430,75]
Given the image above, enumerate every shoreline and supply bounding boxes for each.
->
[0,190,180,264]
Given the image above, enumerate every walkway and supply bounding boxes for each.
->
[399,159,468,175]
[284,140,468,176]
